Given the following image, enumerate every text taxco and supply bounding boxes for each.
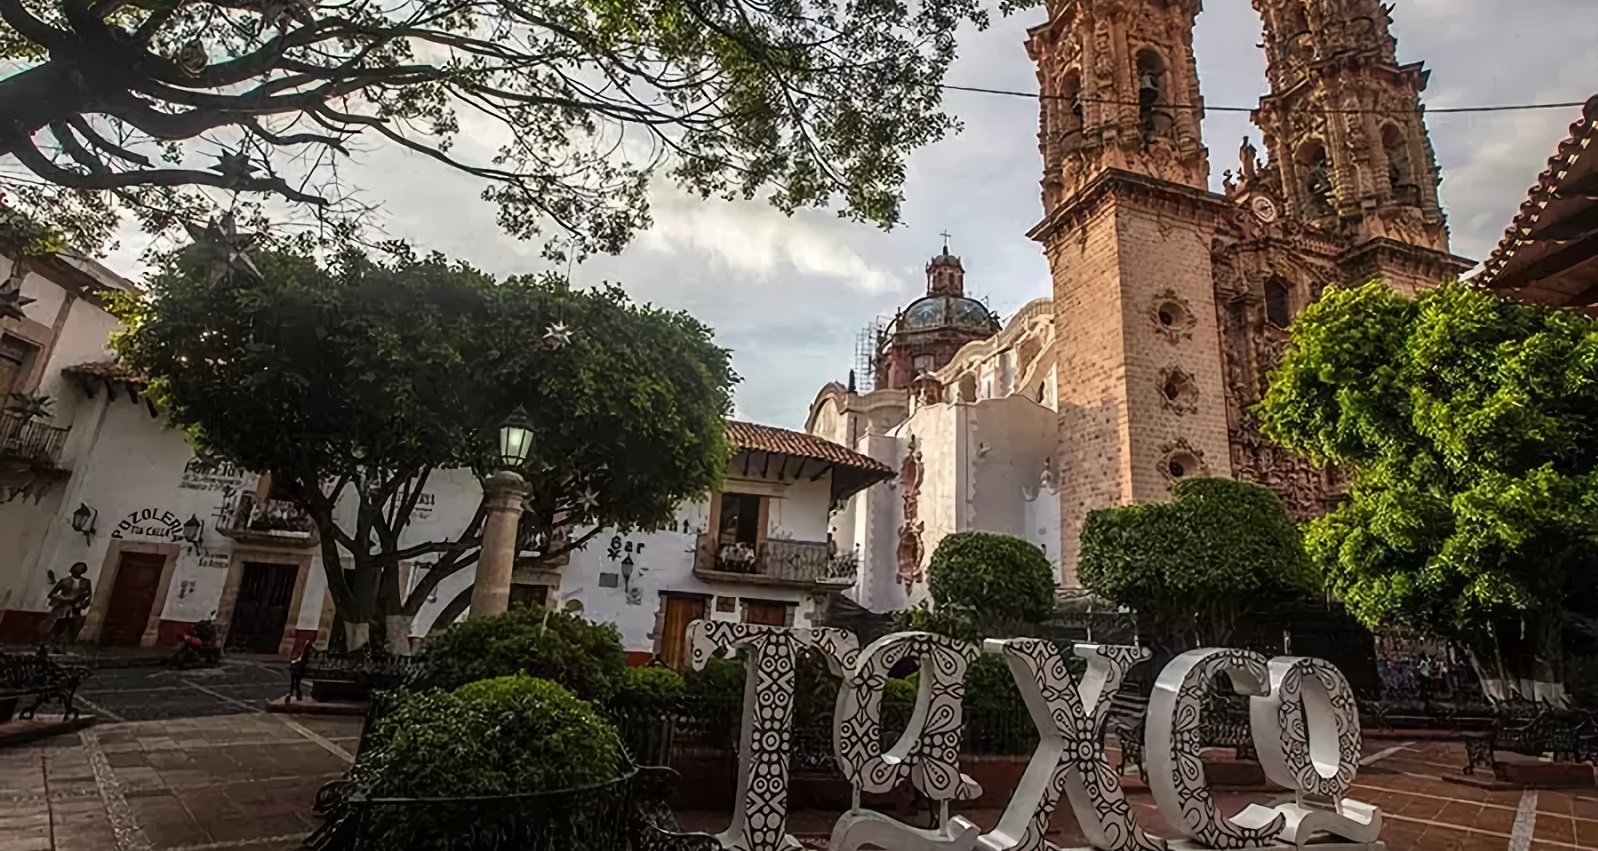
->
[685,621,1385,851]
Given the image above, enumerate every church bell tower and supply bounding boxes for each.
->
[1028,0,1233,584]
[1251,0,1473,290]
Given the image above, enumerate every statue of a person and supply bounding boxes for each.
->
[1306,160,1334,212]
[1240,136,1258,180]
[45,562,92,645]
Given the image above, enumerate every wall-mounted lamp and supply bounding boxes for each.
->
[177,579,196,599]
[70,503,98,543]
[182,515,204,553]
[620,554,635,592]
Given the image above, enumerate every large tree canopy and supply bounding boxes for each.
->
[1078,476,1318,655]
[111,239,736,648]
[0,0,994,253]
[1258,281,1598,697]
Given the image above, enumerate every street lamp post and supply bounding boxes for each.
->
[469,407,536,619]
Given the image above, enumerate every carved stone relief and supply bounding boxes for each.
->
[1157,437,1207,485]
[1150,289,1199,344]
[1157,367,1200,416]
[895,439,926,592]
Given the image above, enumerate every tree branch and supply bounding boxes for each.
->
[11,136,331,205]
[49,121,110,174]
[65,116,153,167]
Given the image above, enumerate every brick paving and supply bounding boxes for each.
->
[3,710,1596,850]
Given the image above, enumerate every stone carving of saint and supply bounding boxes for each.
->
[1305,160,1335,213]
[44,562,92,645]
[1240,136,1258,181]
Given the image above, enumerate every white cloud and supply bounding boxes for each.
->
[55,1,1592,430]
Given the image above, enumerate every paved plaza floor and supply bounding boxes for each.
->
[2,665,1595,851]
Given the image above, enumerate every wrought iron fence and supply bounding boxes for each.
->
[0,413,68,465]
[609,693,1040,773]
[310,772,638,851]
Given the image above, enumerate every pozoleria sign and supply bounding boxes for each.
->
[687,621,1384,851]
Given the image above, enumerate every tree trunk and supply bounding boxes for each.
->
[384,614,414,656]
[1464,612,1567,706]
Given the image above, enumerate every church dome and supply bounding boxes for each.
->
[898,295,999,333]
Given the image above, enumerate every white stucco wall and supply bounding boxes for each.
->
[845,395,1065,613]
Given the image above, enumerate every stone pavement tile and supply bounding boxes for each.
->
[0,836,51,851]
[1535,813,1580,847]
[1435,799,1488,825]
[0,812,50,834]
[105,749,151,768]
[1574,818,1598,848]
[128,793,211,848]
[1392,794,1448,820]
[1539,790,1575,815]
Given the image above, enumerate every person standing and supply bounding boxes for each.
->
[44,563,93,646]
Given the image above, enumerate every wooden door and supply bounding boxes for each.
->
[658,595,707,671]
[226,562,297,654]
[99,553,167,647]
[743,600,789,627]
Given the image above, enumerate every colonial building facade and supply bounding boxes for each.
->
[811,0,1479,610]
[0,251,891,660]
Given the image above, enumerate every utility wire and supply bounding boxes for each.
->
[941,84,1590,115]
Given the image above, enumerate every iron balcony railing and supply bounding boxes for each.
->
[694,533,858,586]
[0,413,69,466]
[221,491,316,541]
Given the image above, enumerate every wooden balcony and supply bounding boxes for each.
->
[0,413,69,467]
[693,533,858,588]
[219,492,318,547]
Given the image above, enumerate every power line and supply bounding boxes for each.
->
[940,83,1590,115]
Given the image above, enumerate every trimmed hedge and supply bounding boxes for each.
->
[1078,476,1318,651]
[927,532,1055,629]
[418,607,627,703]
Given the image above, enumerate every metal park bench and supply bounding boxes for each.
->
[287,644,423,703]
[0,647,90,722]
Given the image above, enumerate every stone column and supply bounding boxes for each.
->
[469,471,533,619]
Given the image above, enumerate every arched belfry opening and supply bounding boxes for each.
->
[1382,123,1417,205]
[1136,49,1173,142]
[1296,139,1334,216]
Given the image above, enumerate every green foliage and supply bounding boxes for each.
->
[1257,281,1598,678]
[112,243,735,631]
[1,0,1000,255]
[356,675,621,797]
[682,656,747,701]
[609,666,685,716]
[926,532,1056,632]
[1079,477,1317,651]
[419,607,628,703]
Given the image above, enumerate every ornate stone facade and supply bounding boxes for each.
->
[1029,0,1474,581]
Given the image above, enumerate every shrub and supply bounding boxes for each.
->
[927,532,1056,631]
[682,656,747,701]
[1079,476,1318,654]
[331,675,626,850]
[419,607,627,702]
[609,666,685,716]
[355,675,623,799]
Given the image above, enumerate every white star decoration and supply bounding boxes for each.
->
[543,322,572,349]
[577,488,599,511]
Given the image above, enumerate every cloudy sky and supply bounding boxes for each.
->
[108,0,1598,428]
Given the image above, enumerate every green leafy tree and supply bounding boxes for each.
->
[112,241,735,651]
[0,0,1000,254]
[418,607,629,701]
[1078,477,1318,656]
[1258,280,1598,699]
[922,531,1055,637]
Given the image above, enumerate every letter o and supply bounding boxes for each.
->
[1251,657,1361,800]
